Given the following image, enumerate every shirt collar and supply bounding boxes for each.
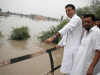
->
[71,14,76,19]
[69,14,76,21]
[89,25,98,33]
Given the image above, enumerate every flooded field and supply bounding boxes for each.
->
[0,15,63,75]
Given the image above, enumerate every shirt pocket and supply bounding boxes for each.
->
[81,37,91,47]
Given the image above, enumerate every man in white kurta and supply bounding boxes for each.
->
[93,25,100,75]
[58,14,82,74]
[70,14,100,75]
[44,4,82,75]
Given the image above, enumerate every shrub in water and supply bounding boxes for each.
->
[0,31,4,38]
[38,20,69,44]
[11,26,30,40]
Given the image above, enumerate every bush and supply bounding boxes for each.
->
[38,20,69,44]
[11,26,30,40]
[0,31,4,38]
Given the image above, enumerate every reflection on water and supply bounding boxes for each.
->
[0,42,4,49]
[8,40,28,51]
[0,15,63,75]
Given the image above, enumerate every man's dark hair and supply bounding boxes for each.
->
[95,18,100,21]
[65,4,75,10]
[84,14,95,22]
[81,14,86,17]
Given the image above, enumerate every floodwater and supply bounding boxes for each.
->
[0,15,63,75]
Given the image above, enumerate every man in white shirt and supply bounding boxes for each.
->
[70,14,100,75]
[97,72,100,75]
[43,4,82,75]
[81,14,86,38]
[93,18,100,75]
[95,18,100,29]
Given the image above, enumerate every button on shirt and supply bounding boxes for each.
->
[70,26,100,75]
[58,14,82,74]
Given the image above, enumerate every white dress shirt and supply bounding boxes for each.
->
[97,72,100,75]
[70,26,100,75]
[93,25,100,75]
[58,14,82,74]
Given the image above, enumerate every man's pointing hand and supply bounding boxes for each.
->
[43,36,54,44]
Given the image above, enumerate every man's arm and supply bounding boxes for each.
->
[43,17,81,44]
[87,50,100,75]
[43,32,61,44]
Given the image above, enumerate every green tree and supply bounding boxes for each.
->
[83,6,92,14]
[76,6,92,17]
[76,0,100,17]
[90,0,100,14]
[76,7,83,17]
[95,9,100,18]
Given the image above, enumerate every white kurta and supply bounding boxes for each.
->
[70,26,100,75]
[97,72,100,75]
[93,26,100,75]
[58,14,82,74]
[93,59,100,75]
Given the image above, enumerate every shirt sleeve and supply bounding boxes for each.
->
[95,33,100,51]
[58,18,80,36]
[58,36,64,47]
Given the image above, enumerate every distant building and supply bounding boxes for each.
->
[35,15,46,20]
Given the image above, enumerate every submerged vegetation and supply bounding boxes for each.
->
[10,26,30,40]
[0,31,4,38]
[38,20,69,44]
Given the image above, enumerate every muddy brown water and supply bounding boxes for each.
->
[0,16,63,75]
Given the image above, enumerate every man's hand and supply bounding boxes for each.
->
[54,45,60,49]
[87,68,93,75]
[43,32,61,44]
[43,36,54,44]
[86,50,100,75]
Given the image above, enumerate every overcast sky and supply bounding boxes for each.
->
[0,0,91,19]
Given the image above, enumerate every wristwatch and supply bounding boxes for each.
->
[53,35,56,38]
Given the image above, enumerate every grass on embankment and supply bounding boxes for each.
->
[38,20,69,44]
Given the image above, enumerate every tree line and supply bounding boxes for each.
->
[76,0,100,18]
